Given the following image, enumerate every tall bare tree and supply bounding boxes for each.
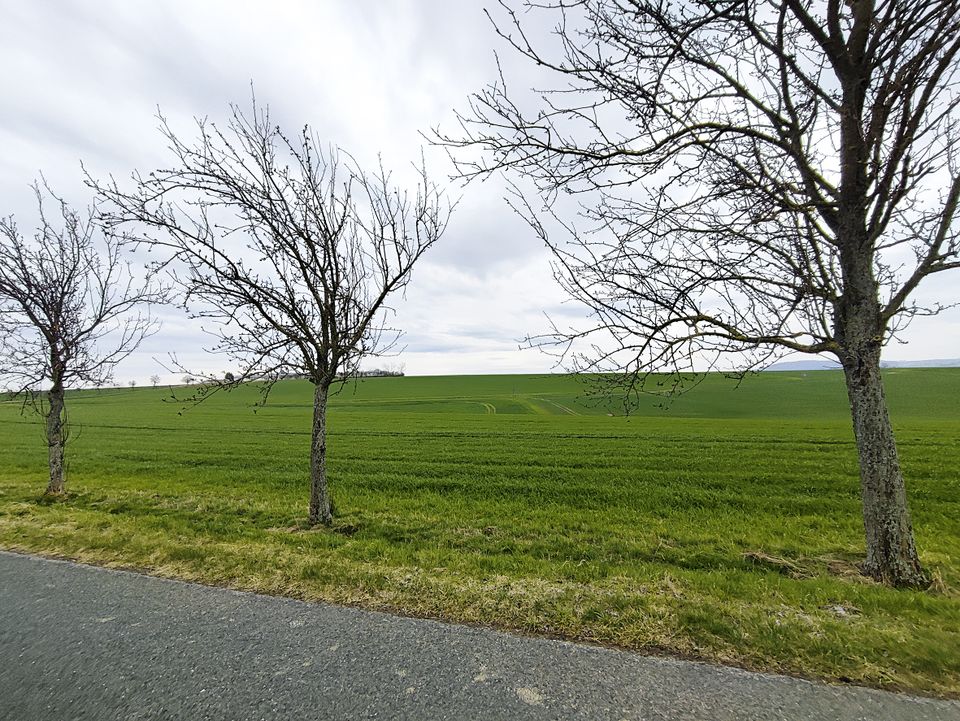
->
[93,101,451,526]
[438,0,960,587]
[0,182,162,494]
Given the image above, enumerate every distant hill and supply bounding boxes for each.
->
[766,360,840,371]
[880,358,960,368]
[767,358,960,371]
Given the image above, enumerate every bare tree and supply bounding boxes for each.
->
[0,182,162,494]
[438,0,960,587]
[93,101,451,525]
[150,374,161,387]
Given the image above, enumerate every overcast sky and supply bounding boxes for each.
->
[1,0,958,383]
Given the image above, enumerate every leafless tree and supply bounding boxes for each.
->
[438,0,960,587]
[0,182,162,494]
[150,374,161,387]
[93,100,451,526]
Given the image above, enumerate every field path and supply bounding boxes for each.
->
[539,397,581,415]
[1,551,956,721]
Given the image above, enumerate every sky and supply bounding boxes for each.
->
[1,0,958,384]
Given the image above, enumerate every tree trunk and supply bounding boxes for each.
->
[308,382,333,526]
[45,383,66,495]
[841,346,927,588]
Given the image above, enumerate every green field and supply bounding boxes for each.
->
[0,370,958,696]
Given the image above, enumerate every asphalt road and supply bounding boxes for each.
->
[1,550,957,721]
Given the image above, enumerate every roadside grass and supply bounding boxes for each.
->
[0,370,958,696]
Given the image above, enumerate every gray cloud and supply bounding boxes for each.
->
[1,0,956,381]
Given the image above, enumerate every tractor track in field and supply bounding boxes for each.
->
[540,398,580,415]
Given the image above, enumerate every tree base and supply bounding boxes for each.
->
[308,497,335,527]
[308,507,334,527]
[860,559,930,589]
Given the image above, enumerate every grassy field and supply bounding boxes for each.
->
[0,370,958,696]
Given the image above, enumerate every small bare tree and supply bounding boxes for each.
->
[150,374,161,387]
[94,101,451,525]
[439,0,960,586]
[0,182,162,494]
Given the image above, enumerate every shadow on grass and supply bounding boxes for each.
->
[35,491,74,506]
[13,489,953,597]
[275,519,362,536]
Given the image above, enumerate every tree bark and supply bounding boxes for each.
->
[841,345,927,588]
[308,382,333,525]
[45,383,66,495]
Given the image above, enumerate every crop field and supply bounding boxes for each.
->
[0,369,958,695]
